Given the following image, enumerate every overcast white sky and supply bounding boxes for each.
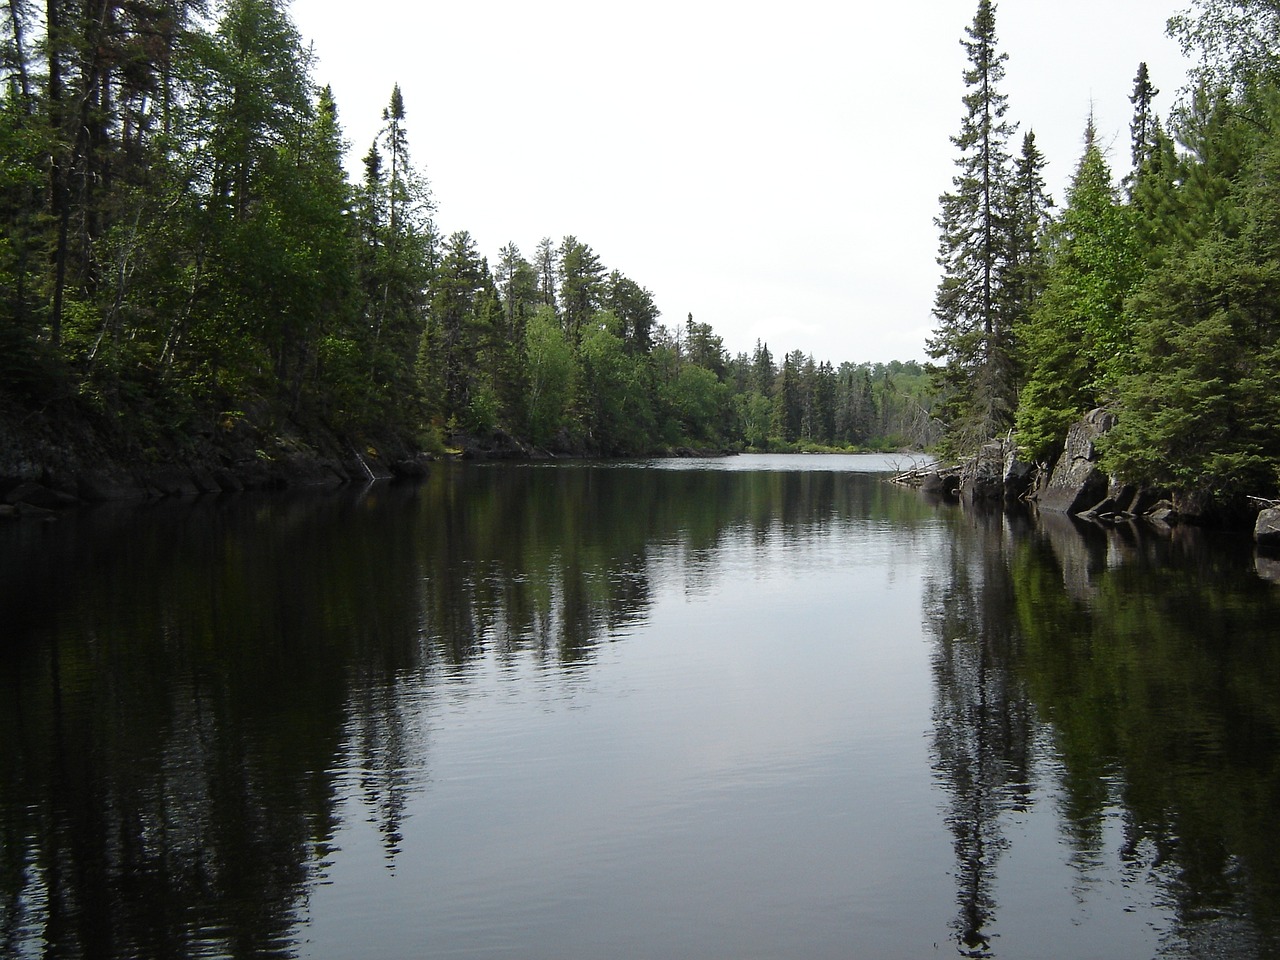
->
[289,0,1191,365]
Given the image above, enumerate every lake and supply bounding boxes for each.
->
[2,454,1279,959]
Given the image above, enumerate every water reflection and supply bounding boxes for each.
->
[0,459,940,959]
[923,500,1280,958]
[3,459,1280,959]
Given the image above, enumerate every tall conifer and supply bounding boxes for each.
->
[928,0,1018,453]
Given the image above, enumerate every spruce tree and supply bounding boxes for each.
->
[1016,121,1140,460]
[928,0,1018,453]
[1128,62,1161,176]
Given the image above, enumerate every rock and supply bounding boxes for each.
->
[1256,553,1280,583]
[921,470,960,496]
[3,481,80,509]
[211,469,245,493]
[14,501,57,518]
[391,457,429,479]
[189,471,223,495]
[961,441,1007,502]
[1003,448,1037,501]
[1147,500,1177,525]
[1078,496,1120,520]
[76,470,146,501]
[1255,507,1280,546]
[1039,409,1115,515]
[0,503,16,520]
[142,467,203,498]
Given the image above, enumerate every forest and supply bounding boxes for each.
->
[931,0,1280,509]
[4,0,1279,507]
[0,0,933,463]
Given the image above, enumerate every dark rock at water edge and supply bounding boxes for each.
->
[1003,447,1037,501]
[960,440,1009,502]
[0,397,435,514]
[1038,409,1115,515]
[1256,508,1280,547]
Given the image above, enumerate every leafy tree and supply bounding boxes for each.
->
[929,0,1019,453]
[579,314,656,452]
[1168,0,1280,94]
[524,304,576,445]
[664,363,727,446]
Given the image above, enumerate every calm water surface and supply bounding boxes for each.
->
[2,454,1279,959]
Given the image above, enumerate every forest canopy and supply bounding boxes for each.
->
[0,0,934,459]
[928,0,1280,505]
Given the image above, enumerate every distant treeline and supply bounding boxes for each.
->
[0,0,933,457]
[931,0,1280,505]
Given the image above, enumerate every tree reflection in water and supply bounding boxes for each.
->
[924,495,1280,958]
[0,462,935,959]
[4,463,1280,959]
[925,502,1037,957]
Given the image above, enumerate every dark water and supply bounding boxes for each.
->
[2,454,1279,960]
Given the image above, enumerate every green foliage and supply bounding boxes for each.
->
[524,306,577,446]
[1016,135,1141,460]
[0,0,935,461]
[1101,235,1280,500]
[929,0,1024,453]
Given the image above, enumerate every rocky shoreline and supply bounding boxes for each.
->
[0,398,437,519]
[895,408,1280,546]
[0,400,739,519]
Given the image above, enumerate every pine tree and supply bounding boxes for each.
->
[928,0,1018,453]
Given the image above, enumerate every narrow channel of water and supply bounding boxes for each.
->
[1,455,1278,959]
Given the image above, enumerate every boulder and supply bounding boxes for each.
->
[3,481,80,509]
[76,469,146,501]
[1255,507,1280,547]
[1039,409,1115,515]
[1256,553,1280,583]
[921,470,960,496]
[1003,448,1037,501]
[961,441,1007,502]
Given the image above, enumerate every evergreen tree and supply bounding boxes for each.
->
[534,236,557,309]
[928,0,1018,453]
[750,340,775,394]
[604,270,659,354]
[1016,122,1141,460]
[359,84,435,413]
[420,230,491,423]
[557,235,604,343]
[1128,62,1161,178]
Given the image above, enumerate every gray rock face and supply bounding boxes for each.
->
[1256,507,1280,546]
[1039,409,1115,515]
[1003,448,1037,501]
[961,441,1008,502]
